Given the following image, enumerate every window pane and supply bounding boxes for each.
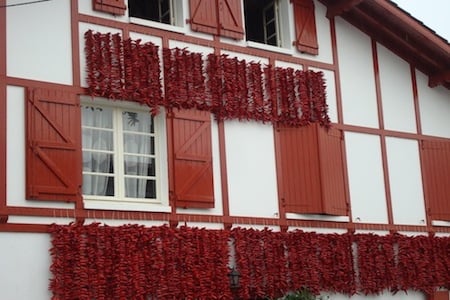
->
[125,178,156,198]
[124,155,155,176]
[82,129,113,151]
[123,133,154,155]
[122,111,153,133]
[83,151,114,173]
[82,105,113,128]
[83,174,114,196]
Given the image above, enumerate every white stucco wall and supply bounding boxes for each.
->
[385,137,426,225]
[0,233,52,300]
[345,132,388,224]
[377,43,417,133]
[6,0,72,84]
[225,120,279,218]
[416,71,450,138]
[335,18,378,128]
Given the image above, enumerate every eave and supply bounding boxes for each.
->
[319,0,450,90]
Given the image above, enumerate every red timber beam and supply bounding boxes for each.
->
[429,70,450,88]
[326,0,363,19]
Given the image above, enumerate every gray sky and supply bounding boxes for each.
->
[392,0,450,41]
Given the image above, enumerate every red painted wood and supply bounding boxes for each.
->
[189,0,244,39]
[189,0,219,36]
[429,291,450,300]
[26,88,82,202]
[92,0,126,15]
[171,109,214,208]
[421,141,450,221]
[276,123,347,215]
[318,126,347,215]
[218,0,244,39]
[293,0,318,55]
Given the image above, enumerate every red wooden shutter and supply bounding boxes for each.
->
[26,88,82,202]
[292,0,319,55]
[189,0,244,39]
[218,0,244,39]
[189,0,219,36]
[421,140,450,221]
[92,0,126,15]
[429,291,450,300]
[171,109,214,208]
[276,123,347,215]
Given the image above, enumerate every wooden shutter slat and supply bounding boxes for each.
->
[189,0,219,35]
[293,0,319,55]
[172,109,214,208]
[26,88,82,202]
[421,140,450,221]
[219,0,244,39]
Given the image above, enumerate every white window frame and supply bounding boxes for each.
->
[129,0,186,34]
[81,97,170,212]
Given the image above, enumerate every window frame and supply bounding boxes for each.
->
[244,0,292,49]
[81,97,170,212]
[128,0,185,34]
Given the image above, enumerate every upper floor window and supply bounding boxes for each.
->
[82,103,160,203]
[129,0,172,24]
[244,0,281,46]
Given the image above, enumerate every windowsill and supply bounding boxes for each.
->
[286,213,349,223]
[84,199,172,213]
[432,220,450,227]
[246,41,294,56]
[129,17,186,34]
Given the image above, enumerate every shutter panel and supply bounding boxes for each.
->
[421,141,450,221]
[276,124,347,215]
[292,0,319,55]
[277,124,322,214]
[189,0,219,36]
[218,0,244,39]
[318,126,347,215]
[92,0,126,15]
[26,88,82,202]
[172,109,214,208]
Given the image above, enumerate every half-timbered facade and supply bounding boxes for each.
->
[0,0,449,299]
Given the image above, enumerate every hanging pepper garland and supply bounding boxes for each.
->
[49,224,450,299]
[85,30,163,115]
[85,30,330,128]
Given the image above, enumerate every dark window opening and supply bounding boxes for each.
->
[244,0,278,46]
[129,0,171,24]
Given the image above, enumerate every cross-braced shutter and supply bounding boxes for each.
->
[189,0,244,39]
[219,0,244,39]
[171,109,214,208]
[26,88,82,202]
[189,0,219,36]
[276,124,347,215]
[292,0,318,55]
[92,0,126,15]
[421,140,450,221]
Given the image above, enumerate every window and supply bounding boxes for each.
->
[129,0,172,24]
[26,91,214,210]
[81,101,162,203]
[244,0,281,46]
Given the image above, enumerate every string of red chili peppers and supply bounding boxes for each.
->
[85,30,330,129]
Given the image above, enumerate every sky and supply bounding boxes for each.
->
[391,0,450,41]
